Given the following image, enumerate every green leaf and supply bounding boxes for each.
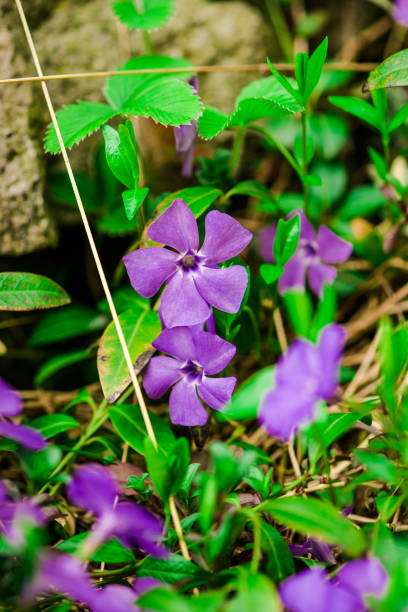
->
[338,185,386,220]
[262,497,367,556]
[57,533,135,563]
[368,147,388,181]
[366,48,408,90]
[0,273,70,311]
[295,52,308,96]
[388,102,408,132]
[304,37,328,101]
[138,553,210,584]
[34,350,92,386]
[30,414,81,439]
[29,305,108,347]
[282,291,313,338]
[103,122,139,189]
[96,206,139,236]
[144,438,173,500]
[310,113,349,160]
[267,59,303,104]
[97,307,161,403]
[45,102,118,153]
[260,264,284,285]
[273,214,301,266]
[109,403,175,455]
[198,106,229,139]
[221,366,274,420]
[105,57,201,126]
[354,450,399,484]
[225,572,280,612]
[112,0,175,30]
[122,187,149,220]
[329,96,380,129]
[260,522,295,582]
[224,180,274,202]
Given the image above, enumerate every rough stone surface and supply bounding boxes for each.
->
[0,23,57,255]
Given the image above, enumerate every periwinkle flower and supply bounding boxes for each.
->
[394,0,408,27]
[173,77,198,178]
[143,326,236,426]
[0,377,45,451]
[123,198,252,328]
[0,482,46,550]
[67,463,168,558]
[260,210,352,297]
[279,558,388,612]
[259,324,346,441]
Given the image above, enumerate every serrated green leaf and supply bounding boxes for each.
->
[122,187,149,220]
[112,0,175,30]
[0,273,70,311]
[29,306,108,347]
[109,403,175,455]
[366,48,408,90]
[34,350,93,386]
[329,96,380,129]
[97,307,160,402]
[45,102,118,153]
[261,497,367,556]
[198,106,229,139]
[30,414,81,439]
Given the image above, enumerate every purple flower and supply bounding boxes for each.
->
[259,324,346,441]
[173,77,198,178]
[0,483,46,549]
[279,558,388,612]
[394,0,408,26]
[143,326,236,426]
[0,377,45,451]
[260,210,352,297]
[67,464,168,558]
[123,199,252,328]
[289,538,336,565]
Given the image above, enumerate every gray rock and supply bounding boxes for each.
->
[0,22,57,255]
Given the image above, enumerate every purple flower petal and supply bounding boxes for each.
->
[133,577,162,596]
[278,253,308,294]
[0,378,22,417]
[90,584,139,612]
[197,376,236,410]
[335,558,389,600]
[308,261,337,297]
[289,538,336,565]
[317,225,353,264]
[276,338,321,391]
[148,199,199,253]
[0,420,45,451]
[279,567,361,612]
[169,379,208,426]
[259,385,318,441]
[199,210,253,264]
[153,327,197,362]
[193,331,236,374]
[123,246,178,298]
[195,265,248,314]
[259,226,276,263]
[317,324,346,399]
[114,502,168,558]
[143,356,182,399]
[67,464,118,517]
[181,138,197,178]
[394,0,408,27]
[161,272,211,328]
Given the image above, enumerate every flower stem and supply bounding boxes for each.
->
[312,423,337,506]
[301,110,310,218]
[249,512,262,574]
[230,127,245,176]
[142,30,154,54]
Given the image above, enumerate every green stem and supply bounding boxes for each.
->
[312,423,336,506]
[301,111,310,218]
[264,0,293,60]
[383,133,390,168]
[249,125,302,176]
[230,127,245,176]
[250,512,262,574]
[142,30,154,54]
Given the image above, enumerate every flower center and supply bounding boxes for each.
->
[299,239,319,262]
[182,254,196,268]
[181,360,203,381]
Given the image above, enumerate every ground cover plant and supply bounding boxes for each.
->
[3,0,408,610]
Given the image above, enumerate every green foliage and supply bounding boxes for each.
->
[29,305,108,347]
[144,437,190,501]
[112,0,175,30]
[109,404,175,454]
[220,366,274,420]
[366,48,408,91]
[97,306,161,402]
[57,534,135,563]
[0,273,70,311]
[30,414,80,439]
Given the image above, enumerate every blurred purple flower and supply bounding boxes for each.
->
[259,324,346,441]
[143,326,236,426]
[279,558,388,612]
[0,377,45,451]
[24,552,160,612]
[289,538,336,565]
[0,483,46,549]
[123,199,252,328]
[394,0,408,26]
[260,210,352,297]
[67,464,168,558]
[173,77,198,178]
